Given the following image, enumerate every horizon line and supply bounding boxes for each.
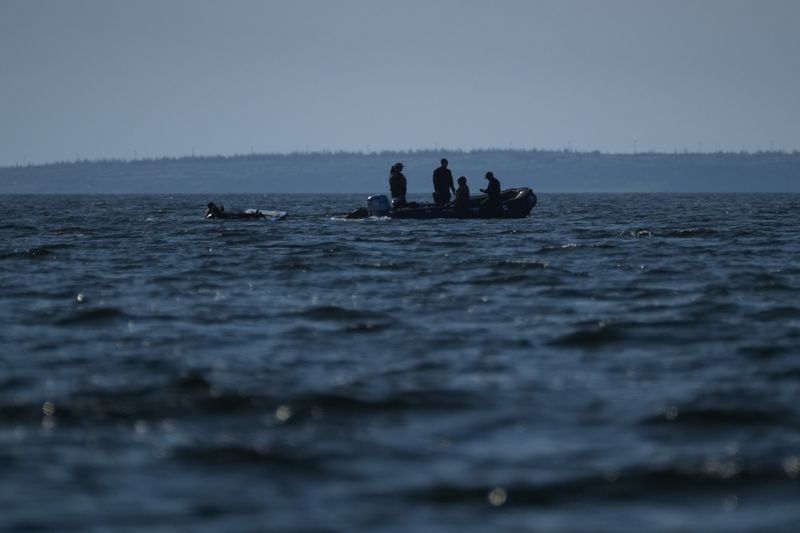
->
[3,146,800,171]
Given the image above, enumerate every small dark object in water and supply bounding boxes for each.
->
[205,203,287,220]
[207,210,266,220]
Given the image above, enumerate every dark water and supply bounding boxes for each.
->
[1,193,799,532]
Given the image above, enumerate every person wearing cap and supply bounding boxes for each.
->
[480,171,502,214]
[432,158,456,206]
[389,162,408,208]
[454,176,470,213]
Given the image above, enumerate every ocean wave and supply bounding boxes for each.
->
[405,464,794,507]
[619,228,654,238]
[0,223,38,233]
[341,321,393,333]
[0,404,38,423]
[491,259,549,270]
[1,246,65,260]
[0,370,478,426]
[0,376,33,393]
[174,443,330,470]
[291,390,478,412]
[738,344,793,360]
[352,259,423,270]
[271,258,313,272]
[51,226,93,236]
[55,307,130,326]
[467,273,535,285]
[750,307,800,321]
[0,378,260,424]
[666,228,717,237]
[642,406,788,427]
[548,322,626,347]
[752,281,797,293]
[293,305,384,321]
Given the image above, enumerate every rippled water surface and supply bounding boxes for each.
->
[2,193,800,532]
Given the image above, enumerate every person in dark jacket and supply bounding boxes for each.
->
[389,162,407,208]
[454,176,470,212]
[205,202,222,218]
[480,171,502,214]
[432,158,456,206]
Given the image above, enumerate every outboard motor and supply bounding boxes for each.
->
[367,195,391,217]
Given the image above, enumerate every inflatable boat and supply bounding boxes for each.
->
[346,188,536,219]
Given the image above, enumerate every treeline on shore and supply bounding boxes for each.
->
[1,148,799,193]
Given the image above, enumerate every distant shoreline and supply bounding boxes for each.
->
[4,147,799,170]
[2,149,799,194]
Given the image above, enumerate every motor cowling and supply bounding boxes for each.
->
[367,195,391,217]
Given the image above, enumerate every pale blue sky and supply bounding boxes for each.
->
[1,0,798,166]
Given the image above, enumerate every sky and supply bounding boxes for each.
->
[1,0,799,166]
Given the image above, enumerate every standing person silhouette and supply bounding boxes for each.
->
[432,158,456,206]
[480,171,502,215]
[389,162,408,208]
